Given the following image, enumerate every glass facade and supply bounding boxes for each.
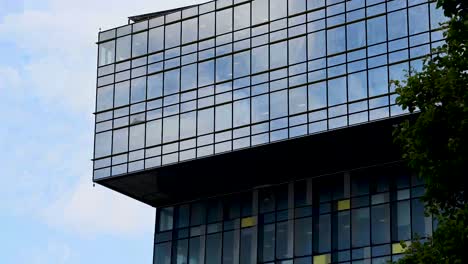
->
[93,0,446,180]
[154,165,433,264]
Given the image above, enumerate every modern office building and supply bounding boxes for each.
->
[93,0,445,263]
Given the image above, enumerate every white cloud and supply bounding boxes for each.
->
[43,174,155,237]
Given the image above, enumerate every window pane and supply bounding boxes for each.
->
[180,111,196,139]
[271,90,287,119]
[334,211,350,250]
[216,55,233,82]
[199,60,215,86]
[270,41,287,69]
[217,8,233,35]
[308,81,327,110]
[198,108,214,135]
[165,22,181,49]
[234,4,250,30]
[348,71,367,101]
[295,217,312,256]
[97,85,114,111]
[234,51,250,78]
[199,13,215,39]
[132,32,147,57]
[392,201,411,241]
[260,224,275,262]
[372,204,390,244]
[181,64,197,91]
[116,36,131,61]
[148,73,163,99]
[99,40,115,66]
[95,131,112,158]
[113,128,128,154]
[131,77,146,103]
[149,27,164,53]
[289,86,307,115]
[189,237,202,264]
[223,230,239,264]
[327,26,345,55]
[114,81,130,107]
[352,208,370,247]
[369,66,388,97]
[252,94,269,122]
[270,0,287,20]
[409,4,429,35]
[215,104,232,131]
[388,10,408,40]
[182,18,198,44]
[328,77,347,106]
[367,16,386,45]
[164,69,180,95]
[276,221,292,259]
[206,233,222,264]
[289,36,307,64]
[412,199,432,238]
[240,228,254,264]
[154,242,171,264]
[163,115,179,143]
[129,124,145,151]
[289,0,306,15]
[146,120,162,146]
[314,214,331,253]
[308,31,326,60]
[252,46,269,73]
[347,21,366,50]
[252,0,269,25]
[233,99,250,127]
[191,202,206,226]
[158,207,174,231]
[174,239,188,264]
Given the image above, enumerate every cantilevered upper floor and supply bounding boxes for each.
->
[93,0,446,206]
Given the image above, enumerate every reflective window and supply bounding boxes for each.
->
[369,66,388,96]
[132,32,147,57]
[328,77,346,106]
[234,51,250,78]
[129,124,145,151]
[131,77,146,103]
[335,211,350,250]
[99,40,115,66]
[352,208,370,247]
[289,37,307,64]
[95,131,112,158]
[199,60,215,86]
[174,240,188,264]
[347,21,366,50]
[116,36,131,61]
[372,204,390,244]
[392,201,411,241]
[252,46,269,73]
[199,13,215,39]
[165,22,181,49]
[146,120,162,146]
[206,233,222,264]
[270,41,288,69]
[412,199,432,237]
[159,207,174,231]
[252,94,269,122]
[289,0,306,15]
[260,224,275,262]
[295,217,312,256]
[308,82,327,110]
[198,108,214,135]
[240,228,254,264]
[409,4,429,34]
[289,86,307,115]
[388,10,408,40]
[223,231,239,264]
[154,242,171,264]
[315,214,331,253]
[327,26,345,55]
[164,69,180,95]
[180,111,196,139]
[234,99,251,127]
[97,85,114,111]
[215,104,232,131]
[189,237,202,264]
[271,90,288,119]
[148,73,163,99]
[182,18,198,44]
[181,64,197,91]
[271,0,287,20]
[308,31,326,60]
[163,115,179,143]
[149,27,164,53]
[217,8,233,35]
[276,221,292,259]
[348,71,367,101]
[216,55,233,82]
[234,4,251,30]
[367,16,387,45]
[114,81,130,107]
[252,0,269,25]
[113,128,128,154]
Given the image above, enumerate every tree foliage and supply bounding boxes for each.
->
[392,0,468,263]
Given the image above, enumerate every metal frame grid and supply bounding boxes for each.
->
[152,162,433,264]
[92,0,447,180]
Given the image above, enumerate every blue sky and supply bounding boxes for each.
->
[0,0,205,263]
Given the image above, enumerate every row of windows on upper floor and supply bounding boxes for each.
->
[98,1,444,67]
